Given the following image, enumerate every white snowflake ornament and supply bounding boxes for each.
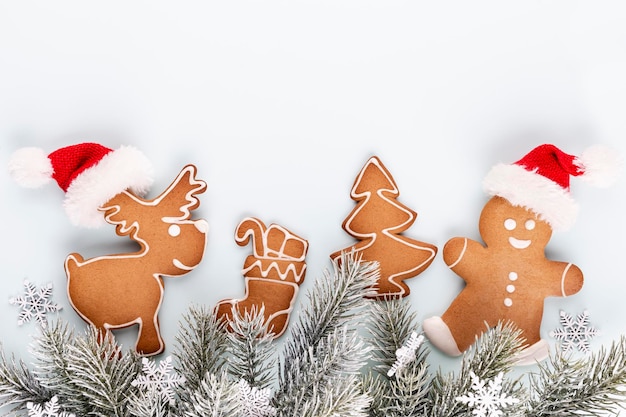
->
[131,355,186,406]
[388,331,424,377]
[237,379,277,417]
[26,396,75,417]
[549,310,599,354]
[456,371,519,417]
[9,280,62,328]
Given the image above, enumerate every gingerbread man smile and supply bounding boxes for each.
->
[508,236,531,249]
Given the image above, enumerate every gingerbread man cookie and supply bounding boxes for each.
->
[215,217,308,338]
[330,156,437,298]
[423,144,621,365]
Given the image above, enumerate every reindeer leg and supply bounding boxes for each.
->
[136,313,164,356]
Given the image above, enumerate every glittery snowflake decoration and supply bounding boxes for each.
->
[26,396,75,417]
[549,310,599,354]
[388,331,424,377]
[237,379,277,417]
[9,280,62,328]
[131,355,186,406]
[456,371,519,417]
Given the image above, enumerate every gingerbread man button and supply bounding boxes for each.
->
[423,144,621,365]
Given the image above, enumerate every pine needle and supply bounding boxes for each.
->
[173,304,229,395]
[225,304,275,390]
[527,334,626,416]
[273,252,378,416]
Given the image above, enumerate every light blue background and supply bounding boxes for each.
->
[1,1,625,413]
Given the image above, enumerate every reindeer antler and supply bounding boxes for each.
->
[156,165,207,221]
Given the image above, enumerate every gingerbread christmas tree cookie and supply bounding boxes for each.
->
[423,144,621,365]
[330,156,437,298]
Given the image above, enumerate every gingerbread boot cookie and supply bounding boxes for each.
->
[216,217,309,338]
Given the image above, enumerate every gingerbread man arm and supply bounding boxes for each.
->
[442,237,488,282]
[559,262,584,297]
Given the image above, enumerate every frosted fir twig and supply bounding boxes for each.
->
[274,252,378,416]
[0,345,50,411]
[363,297,430,417]
[366,296,421,374]
[226,304,275,390]
[428,322,527,417]
[297,374,371,417]
[173,304,229,396]
[526,334,626,417]
[183,372,240,417]
[63,325,140,417]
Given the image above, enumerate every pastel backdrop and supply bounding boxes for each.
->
[1,1,625,414]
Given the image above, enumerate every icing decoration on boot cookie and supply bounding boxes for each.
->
[215,217,308,338]
[423,144,621,365]
[330,156,437,298]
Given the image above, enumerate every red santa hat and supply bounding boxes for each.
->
[8,142,154,228]
[483,143,622,231]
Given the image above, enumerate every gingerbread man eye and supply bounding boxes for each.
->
[504,218,516,231]
[168,224,181,237]
[525,219,536,230]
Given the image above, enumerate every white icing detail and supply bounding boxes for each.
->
[504,298,513,307]
[236,217,307,261]
[242,259,307,283]
[514,339,550,366]
[506,284,515,293]
[195,219,209,233]
[561,263,572,297]
[504,218,516,230]
[422,316,462,356]
[525,219,536,230]
[168,224,181,237]
[509,236,531,249]
[448,238,467,269]
[244,278,300,338]
[509,271,518,281]
[173,258,196,271]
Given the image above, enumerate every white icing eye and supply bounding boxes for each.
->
[525,219,536,230]
[504,219,516,231]
[168,224,181,237]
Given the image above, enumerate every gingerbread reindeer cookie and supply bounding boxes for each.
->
[215,217,308,338]
[423,144,621,365]
[330,156,437,298]
[9,143,208,356]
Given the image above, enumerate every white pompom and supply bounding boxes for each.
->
[8,147,54,188]
[577,145,623,188]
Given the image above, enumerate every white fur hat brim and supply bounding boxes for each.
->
[482,163,578,231]
[64,145,154,228]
